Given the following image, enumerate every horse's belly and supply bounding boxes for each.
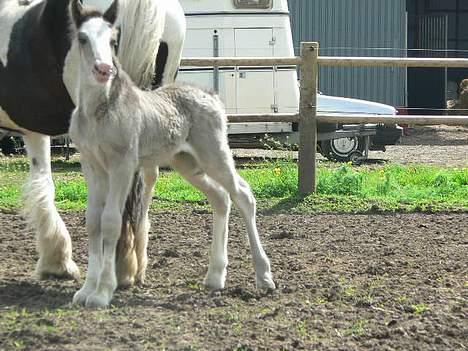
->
[139,141,193,168]
[0,105,27,133]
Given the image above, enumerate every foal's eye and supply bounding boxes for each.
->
[110,39,117,47]
[78,33,88,45]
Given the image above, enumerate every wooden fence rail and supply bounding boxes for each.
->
[226,113,468,126]
[181,56,468,68]
[181,42,468,195]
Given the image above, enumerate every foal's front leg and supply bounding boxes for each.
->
[85,162,136,308]
[73,161,107,305]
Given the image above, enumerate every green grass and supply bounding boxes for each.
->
[0,156,466,213]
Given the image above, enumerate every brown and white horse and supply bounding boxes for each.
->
[0,0,185,286]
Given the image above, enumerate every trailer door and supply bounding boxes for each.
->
[233,28,275,114]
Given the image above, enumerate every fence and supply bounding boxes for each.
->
[180,42,468,195]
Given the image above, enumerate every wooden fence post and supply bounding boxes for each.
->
[298,42,319,195]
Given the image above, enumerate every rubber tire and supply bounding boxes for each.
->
[320,136,366,162]
[0,137,17,155]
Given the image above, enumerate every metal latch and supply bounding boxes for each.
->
[269,36,276,46]
[271,104,279,113]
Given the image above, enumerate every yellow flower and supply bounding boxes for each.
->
[273,167,281,176]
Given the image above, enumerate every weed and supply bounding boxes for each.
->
[297,320,309,338]
[232,322,243,335]
[396,296,409,304]
[12,339,25,349]
[225,311,240,322]
[412,303,429,315]
[314,297,327,305]
[234,345,254,351]
[345,320,368,337]
[317,164,363,196]
[343,284,357,298]
[186,281,202,291]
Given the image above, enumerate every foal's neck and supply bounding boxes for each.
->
[78,71,116,119]
[77,57,139,120]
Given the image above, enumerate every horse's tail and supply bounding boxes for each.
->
[116,0,166,88]
[113,0,165,287]
[116,170,145,287]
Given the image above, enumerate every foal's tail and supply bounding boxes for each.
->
[116,171,145,287]
[116,0,166,89]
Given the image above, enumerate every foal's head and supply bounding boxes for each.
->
[70,0,119,84]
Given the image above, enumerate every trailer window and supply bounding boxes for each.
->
[233,0,272,9]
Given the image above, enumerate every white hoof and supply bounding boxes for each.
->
[85,292,112,308]
[203,270,226,291]
[73,286,94,305]
[36,259,80,281]
[256,273,276,290]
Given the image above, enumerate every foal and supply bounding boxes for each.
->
[69,0,275,307]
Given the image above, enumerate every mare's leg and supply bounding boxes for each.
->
[198,144,275,290]
[171,153,231,290]
[22,133,79,280]
[73,160,107,305]
[85,162,136,308]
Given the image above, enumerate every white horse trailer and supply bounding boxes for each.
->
[179,0,298,135]
[179,0,402,161]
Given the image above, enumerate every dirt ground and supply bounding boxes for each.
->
[0,210,467,351]
[0,125,467,350]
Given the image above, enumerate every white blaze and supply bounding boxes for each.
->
[82,0,114,12]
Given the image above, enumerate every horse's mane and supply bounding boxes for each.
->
[116,0,165,89]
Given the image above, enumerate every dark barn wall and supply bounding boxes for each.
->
[288,0,407,107]
[407,0,468,112]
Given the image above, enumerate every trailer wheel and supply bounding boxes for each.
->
[320,136,366,162]
[0,136,17,155]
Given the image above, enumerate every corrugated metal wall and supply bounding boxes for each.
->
[288,0,407,107]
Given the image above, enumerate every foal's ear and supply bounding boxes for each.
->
[71,0,85,27]
[103,0,119,26]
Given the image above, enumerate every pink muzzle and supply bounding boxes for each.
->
[92,62,114,83]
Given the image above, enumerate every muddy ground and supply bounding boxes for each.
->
[0,210,467,351]
[0,125,467,350]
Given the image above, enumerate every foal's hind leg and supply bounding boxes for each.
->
[115,173,141,288]
[171,152,231,290]
[22,133,79,280]
[200,146,275,290]
[135,166,159,284]
[117,166,158,286]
